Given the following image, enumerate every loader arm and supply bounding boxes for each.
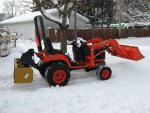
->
[101,39,144,61]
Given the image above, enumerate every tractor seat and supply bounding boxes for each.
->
[46,38,63,54]
[80,42,91,56]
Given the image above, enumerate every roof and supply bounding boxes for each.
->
[0,9,89,25]
[0,12,41,24]
[74,12,89,23]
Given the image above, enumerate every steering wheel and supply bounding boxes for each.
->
[67,38,77,45]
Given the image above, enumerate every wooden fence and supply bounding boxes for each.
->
[46,28,150,42]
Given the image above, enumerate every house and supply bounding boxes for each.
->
[110,22,150,29]
[0,13,6,28]
[0,13,5,22]
[0,10,89,40]
[134,22,150,29]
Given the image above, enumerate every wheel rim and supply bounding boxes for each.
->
[102,69,110,78]
[53,70,66,84]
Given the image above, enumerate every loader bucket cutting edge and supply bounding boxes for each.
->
[111,45,144,61]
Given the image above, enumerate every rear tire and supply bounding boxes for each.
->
[45,63,70,86]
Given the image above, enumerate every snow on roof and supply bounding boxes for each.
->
[135,22,150,26]
[124,23,136,27]
[0,12,41,25]
[75,12,89,23]
[110,22,150,27]
[0,9,89,25]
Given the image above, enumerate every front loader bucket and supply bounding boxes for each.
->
[110,45,144,61]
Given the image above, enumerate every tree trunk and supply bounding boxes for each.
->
[60,2,68,53]
[60,27,68,53]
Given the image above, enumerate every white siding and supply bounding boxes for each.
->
[2,14,89,40]
[4,22,35,40]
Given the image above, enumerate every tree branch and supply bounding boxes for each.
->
[40,8,62,24]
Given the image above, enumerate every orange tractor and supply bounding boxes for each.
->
[14,16,144,86]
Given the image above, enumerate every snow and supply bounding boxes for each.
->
[135,22,150,26]
[41,2,89,25]
[51,0,58,5]
[73,11,89,23]
[41,8,63,24]
[0,9,89,25]
[0,12,41,24]
[0,37,150,113]
[111,22,150,28]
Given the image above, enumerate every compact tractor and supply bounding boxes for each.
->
[14,16,144,86]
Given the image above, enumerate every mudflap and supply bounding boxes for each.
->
[110,45,144,61]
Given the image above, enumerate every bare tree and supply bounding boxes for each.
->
[17,0,34,12]
[3,0,34,18]
[3,0,20,18]
[34,0,75,52]
[115,0,150,23]
[127,0,150,23]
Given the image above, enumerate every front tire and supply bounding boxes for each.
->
[97,67,112,80]
[45,63,70,86]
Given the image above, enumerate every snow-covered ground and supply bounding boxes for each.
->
[0,37,150,113]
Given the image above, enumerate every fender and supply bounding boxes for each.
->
[42,54,72,68]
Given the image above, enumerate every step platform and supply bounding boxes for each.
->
[14,58,33,83]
